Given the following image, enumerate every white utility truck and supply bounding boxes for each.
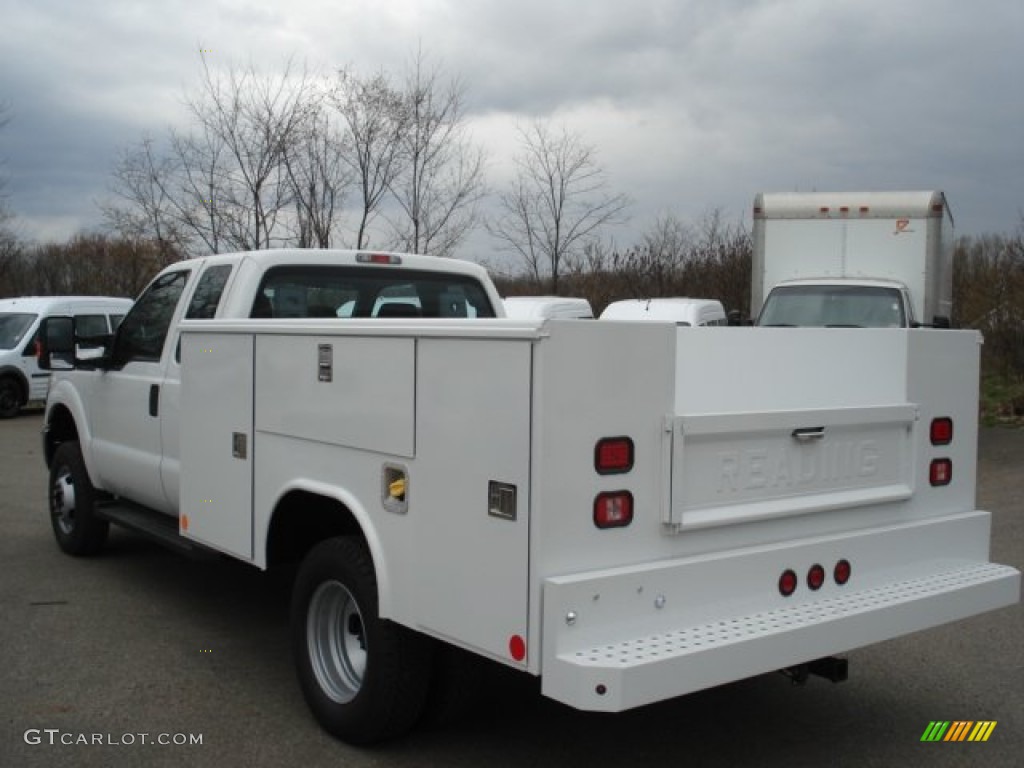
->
[39,249,1019,745]
[752,191,954,328]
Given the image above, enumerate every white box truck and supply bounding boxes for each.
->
[752,191,954,328]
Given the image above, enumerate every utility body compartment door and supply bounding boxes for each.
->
[670,328,915,531]
[179,332,255,560]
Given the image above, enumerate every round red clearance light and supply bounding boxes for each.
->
[779,569,798,597]
[930,417,953,446]
[834,559,852,586]
[807,564,826,591]
[509,635,526,662]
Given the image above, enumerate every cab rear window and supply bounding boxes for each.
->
[250,266,497,319]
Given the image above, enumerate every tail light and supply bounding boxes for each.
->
[593,491,633,529]
[930,417,953,445]
[595,437,634,474]
[930,459,952,486]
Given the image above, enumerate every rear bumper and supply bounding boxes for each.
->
[540,511,1020,711]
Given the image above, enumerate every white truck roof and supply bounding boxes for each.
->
[755,190,952,223]
[600,298,726,326]
[502,296,594,320]
[0,296,133,313]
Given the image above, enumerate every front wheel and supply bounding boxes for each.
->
[49,441,109,555]
[0,377,22,419]
[291,536,432,745]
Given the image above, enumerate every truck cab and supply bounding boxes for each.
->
[40,249,502,517]
[756,278,914,328]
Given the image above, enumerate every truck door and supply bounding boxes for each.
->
[158,263,236,512]
[88,268,192,513]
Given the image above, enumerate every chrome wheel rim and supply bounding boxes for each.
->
[307,580,367,703]
[51,464,77,536]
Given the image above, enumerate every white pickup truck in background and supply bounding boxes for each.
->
[752,191,954,328]
[39,248,1019,745]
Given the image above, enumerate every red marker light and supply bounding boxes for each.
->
[509,635,526,662]
[834,559,852,586]
[356,252,402,265]
[779,569,798,597]
[807,564,826,591]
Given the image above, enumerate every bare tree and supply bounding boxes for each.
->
[105,54,330,256]
[103,135,191,260]
[387,51,486,257]
[283,97,353,248]
[489,121,629,293]
[330,70,406,249]
[185,53,317,251]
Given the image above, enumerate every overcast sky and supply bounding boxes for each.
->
[1,0,1021,262]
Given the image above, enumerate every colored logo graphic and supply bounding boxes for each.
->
[921,721,997,742]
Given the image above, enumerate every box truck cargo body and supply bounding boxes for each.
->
[752,191,954,328]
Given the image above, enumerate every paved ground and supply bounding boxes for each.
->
[0,410,1021,767]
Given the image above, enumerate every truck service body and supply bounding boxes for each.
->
[39,249,1019,744]
[752,191,955,328]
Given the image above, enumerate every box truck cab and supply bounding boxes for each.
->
[0,296,133,418]
[600,298,728,326]
[752,191,954,328]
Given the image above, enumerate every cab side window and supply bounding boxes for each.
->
[112,270,191,365]
[186,265,233,319]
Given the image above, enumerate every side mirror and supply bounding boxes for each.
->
[37,317,112,371]
[727,309,753,327]
[36,317,75,371]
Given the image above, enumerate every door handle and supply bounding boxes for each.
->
[149,384,159,417]
[791,427,825,442]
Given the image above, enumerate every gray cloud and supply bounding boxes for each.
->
[0,0,1020,249]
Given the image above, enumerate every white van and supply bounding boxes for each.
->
[0,296,133,418]
[502,296,594,320]
[600,298,727,326]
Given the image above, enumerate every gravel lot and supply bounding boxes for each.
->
[1,411,1021,768]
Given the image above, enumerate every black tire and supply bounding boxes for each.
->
[49,441,109,555]
[291,536,432,745]
[0,377,22,419]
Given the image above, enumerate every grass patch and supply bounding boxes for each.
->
[980,375,1024,427]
